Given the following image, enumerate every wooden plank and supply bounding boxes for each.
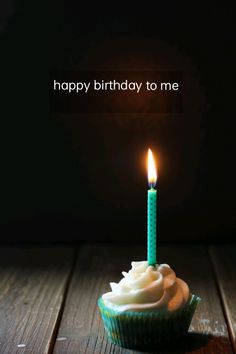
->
[161,246,233,354]
[210,245,236,353]
[0,247,75,354]
[53,244,233,354]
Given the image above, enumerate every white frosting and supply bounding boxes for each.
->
[102,261,190,312]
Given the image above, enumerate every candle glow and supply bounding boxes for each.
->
[148,148,157,188]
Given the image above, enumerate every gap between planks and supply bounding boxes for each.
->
[48,247,79,354]
[209,245,236,354]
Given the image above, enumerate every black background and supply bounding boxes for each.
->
[0,2,235,243]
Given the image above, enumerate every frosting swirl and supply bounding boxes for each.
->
[102,261,190,312]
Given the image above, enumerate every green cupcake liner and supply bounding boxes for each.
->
[98,294,201,349]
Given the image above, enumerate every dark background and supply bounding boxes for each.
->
[0,2,235,243]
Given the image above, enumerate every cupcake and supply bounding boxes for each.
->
[98,261,200,349]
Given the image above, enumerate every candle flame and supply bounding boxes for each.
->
[148,149,157,188]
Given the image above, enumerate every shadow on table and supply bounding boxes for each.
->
[135,332,213,353]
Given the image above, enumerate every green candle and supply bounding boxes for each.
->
[147,149,157,266]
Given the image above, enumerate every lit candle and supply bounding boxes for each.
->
[147,149,157,266]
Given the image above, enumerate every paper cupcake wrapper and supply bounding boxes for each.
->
[98,294,200,349]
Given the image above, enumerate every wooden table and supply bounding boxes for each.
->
[0,244,235,354]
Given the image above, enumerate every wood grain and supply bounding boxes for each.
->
[0,247,75,354]
[161,246,233,354]
[53,244,233,354]
[210,245,236,353]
